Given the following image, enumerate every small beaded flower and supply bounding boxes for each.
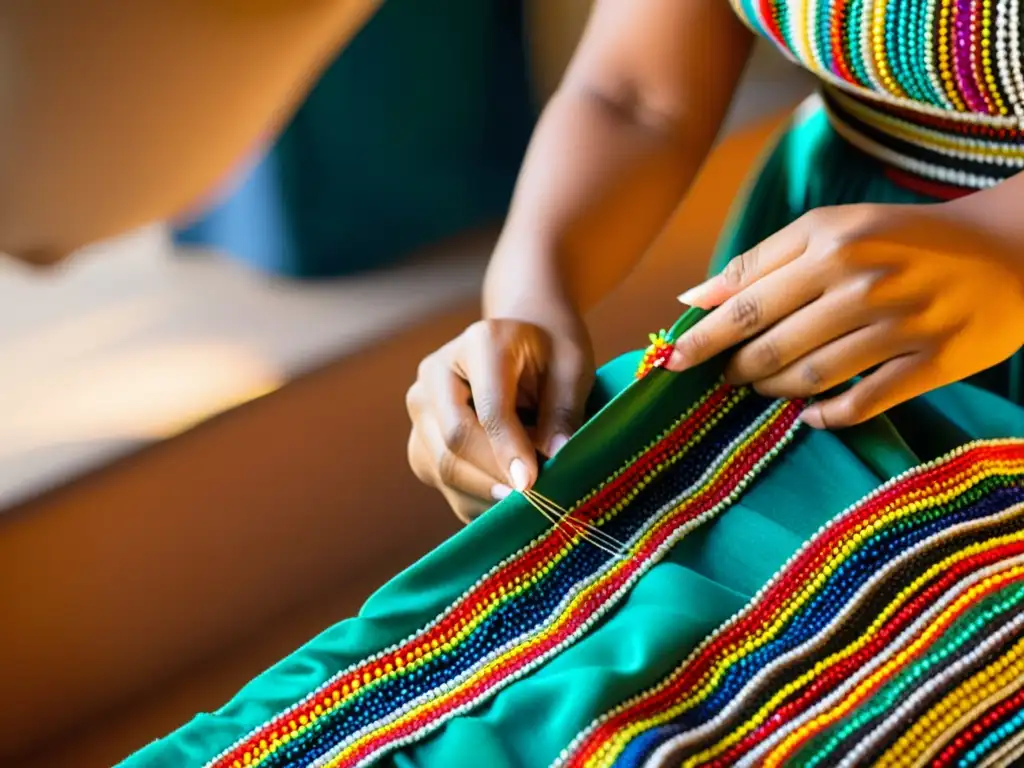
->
[635,330,675,380]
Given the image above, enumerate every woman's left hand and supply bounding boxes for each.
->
[667,202,1024,429]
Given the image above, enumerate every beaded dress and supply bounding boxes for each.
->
[730,0,1024,196]
[121,2,1024,767]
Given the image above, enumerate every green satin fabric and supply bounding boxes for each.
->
[121,103,1024,767]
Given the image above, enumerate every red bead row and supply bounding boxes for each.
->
[883,168,974,200]
[566,443,1024,766]
[829,0,857,85]
[211,383,741,767]
[337,402,803,766]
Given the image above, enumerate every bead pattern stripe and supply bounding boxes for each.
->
[202,381,804,768]
[555,440,1024,768]
[727,0,1024,194]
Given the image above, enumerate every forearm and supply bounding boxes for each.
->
[941,173,1024,287]
[483,0,754,323]
[0,0,380,264]
[483,85,719,320]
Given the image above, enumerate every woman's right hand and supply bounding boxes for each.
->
[406,314,594,523]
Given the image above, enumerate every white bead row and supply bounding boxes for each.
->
[312,399,799,767]
[825,109,1002,188]
[555,439,1024,768]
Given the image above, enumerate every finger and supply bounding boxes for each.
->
[537,351,593,458]
[752,322,916,400]
[441,486,490,526]
[421,364,504,468]
[420,415,512,502]
[418,364,510,496]
[800,353,934,430]
[678,213,814,309]
[461,338,540,492]
[725,281,872,384]
[667,257,823,373]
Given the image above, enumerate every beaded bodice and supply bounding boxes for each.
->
[728,0,1024,191]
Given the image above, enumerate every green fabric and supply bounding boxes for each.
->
[121,104,1024,768]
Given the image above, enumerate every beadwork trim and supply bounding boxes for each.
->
[824,96,1004,188]
[730,0,1024,124]
[201,381,804,768]
[821,86,1024,191]
[555,439,1024,768]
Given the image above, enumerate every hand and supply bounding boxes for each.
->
[668,202,1024,428]
[406,313,594,523]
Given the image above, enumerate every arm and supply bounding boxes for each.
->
[403,0,755,517]
[0,0,381,265]
[944,173,1024,278]
[484,0,754,322]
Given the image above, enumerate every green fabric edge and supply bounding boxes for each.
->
[121,310,738,766]
[123,306,922,766]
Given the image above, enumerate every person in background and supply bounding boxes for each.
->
[406,0,1024,521]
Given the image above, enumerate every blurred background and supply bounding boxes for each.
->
[0,3,812,766]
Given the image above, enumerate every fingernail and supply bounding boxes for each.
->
[548,433,570,457]
[666,346,689,372]
[799,407,825,430]
[509,459,530,491]
[677,287,702,305]
[677,276,717,308]
[491,483,512,501]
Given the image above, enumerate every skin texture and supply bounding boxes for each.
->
[406,0,755,522]
[0,0,381,265]
[669,198,1024,429]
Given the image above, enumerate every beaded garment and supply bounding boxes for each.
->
[728,0,1024,195]
[202,384,807,768]
[559,439,1024,767]
[199,346,1024,767]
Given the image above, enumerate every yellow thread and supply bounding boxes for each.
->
[523,488,628,558]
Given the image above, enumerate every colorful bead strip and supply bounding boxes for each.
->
[654,516,1024,766]
[744,528,1024,767]
[201,380,804,768]
[932,676,1024,765]
[822,85,1024,190]
[555,440,1024,768]
[735,0,1024,119]
[727,0,1024,194]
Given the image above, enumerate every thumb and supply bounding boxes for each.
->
[537,351,592,458]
